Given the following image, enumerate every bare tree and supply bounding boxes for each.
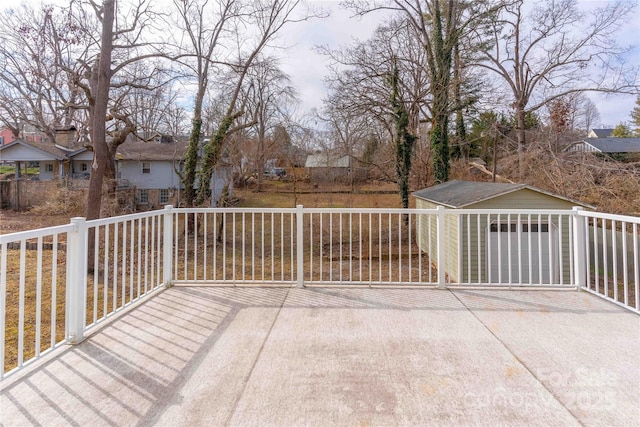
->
[242,58,299,190]
[0,4,88,146]
[172,0,240,207]
[321,18,430,139]
[321,18,432,198]
[194,0,318,206]
[390,64,416,208]
[74,0,174,219]
[543,92,600,136]
[474,0,638,176]
[347,0,502,183]
[84,0,116,220]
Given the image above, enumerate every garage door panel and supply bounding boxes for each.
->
[488,224,558,284]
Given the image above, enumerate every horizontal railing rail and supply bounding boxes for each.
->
[2,204,639,380]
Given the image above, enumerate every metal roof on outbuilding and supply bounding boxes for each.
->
[411,180,592,209]
[578,137,640,153]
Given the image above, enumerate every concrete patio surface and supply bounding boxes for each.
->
[1,287,639,426]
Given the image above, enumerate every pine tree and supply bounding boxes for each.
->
[611,122,633,138]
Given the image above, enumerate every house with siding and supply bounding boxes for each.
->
[587,128,614,138]
[111,139,186,207]
[564,137,640,156]
[1,137,234,208]
[0,139,71,179]
[412,180,592,285]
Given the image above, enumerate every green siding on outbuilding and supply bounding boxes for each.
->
[413,182,589,285]
[416,198,459,282]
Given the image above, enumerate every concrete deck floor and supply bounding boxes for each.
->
[1,287,639,426]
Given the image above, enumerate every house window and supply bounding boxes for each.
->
[45,164,54,173]
[0,136,4,144]
[142,162,151,174]
[138,189,149,204]
[159,189,169,204]
[81,163,88,172]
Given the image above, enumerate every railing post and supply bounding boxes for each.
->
[66,217,87,344]
[163,205,174,287]
[436,206,446,289]
[572,207,586,291]
[296,204,304,288]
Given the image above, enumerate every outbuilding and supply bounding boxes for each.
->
[412,180,592,285]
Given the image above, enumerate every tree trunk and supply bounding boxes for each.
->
[453,42,466,159]
[86,0,114,221]
[431,113,450,184]
[515,105,526,179]
[257,121,265,192]
[182,112,203,208]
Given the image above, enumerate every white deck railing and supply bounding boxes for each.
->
[1,205,638,379]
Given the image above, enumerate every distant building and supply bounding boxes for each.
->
[587,128,614,138]
[0,136,235,208]
[304,152,366,183]
[564,137,640,155]
[0,127,17,146]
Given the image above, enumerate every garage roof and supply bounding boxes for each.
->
[412,180,591,209]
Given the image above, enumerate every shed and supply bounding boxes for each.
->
[305,152,350,182]
[305,152,367,183]
[412,180,591,284]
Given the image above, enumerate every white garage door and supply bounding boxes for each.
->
[487,222,559,284]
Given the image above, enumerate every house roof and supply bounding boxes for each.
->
[114,139,188,161]
[0,137,193,163]
[588,128,614,138]
[0,138,69,161]
[411,180,591,209]
[305,153,349,168]
[577,138,640,153]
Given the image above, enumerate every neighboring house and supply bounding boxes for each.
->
[21,124,48,144]
[0,137,235,208]
[412,180,592,285]
[564,137,640,155]
[305,152,365,182]
[587,128,614,138]
[0,139,71,179]
[111,138,187,207]
[0,127,18,146]
[100,138,234,207]
[67,148,93,179]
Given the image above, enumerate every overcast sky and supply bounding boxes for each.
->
[6,0,640,128]
[277,0,640,128]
